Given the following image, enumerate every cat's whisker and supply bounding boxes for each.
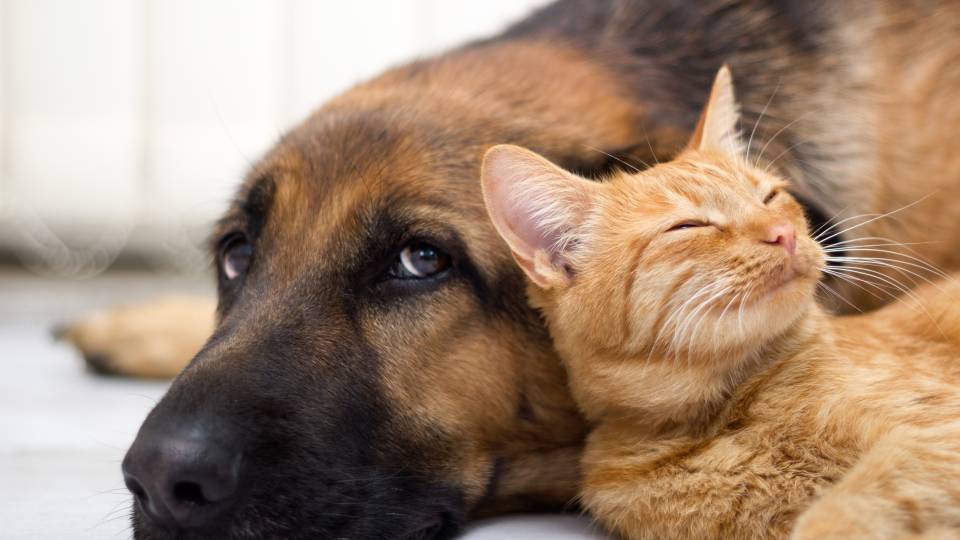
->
[813,213,884,243]
[717,292,740,336]
[762,139,808,176]
[822,265,895,294]
[823,242,941,254]
[825,248,950,279]
[640,124,660,165]
[824,236,942,250]
[670,291,710,367]
[754,111,812,167]
[672,283,722,352]
[816,193,937,245]
[659,281,722,362]
[825,236,940,250]
[826,266,931,314]
[684,301,712,361]
[680,284,733,365]
[827,256,936,279]
[826,257,947,289]
[827,265,916,293]
[712,290,743,354]
[821,268,896,304]
[817,280,862,313]
[649,289,694,360]
[670,291,708,366]
[737,284,756,337]
[649,289,697,363]
[746,78,781,159]
[583,144,646,173]
[810,202,856,239]
[826,265,951,340]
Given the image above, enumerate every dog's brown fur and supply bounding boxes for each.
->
[58,1,960,536]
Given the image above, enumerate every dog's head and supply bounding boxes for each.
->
[121,40,672,539]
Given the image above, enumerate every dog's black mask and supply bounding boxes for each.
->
[124,284,467,540]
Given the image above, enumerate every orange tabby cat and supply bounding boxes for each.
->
[481,67,960,540]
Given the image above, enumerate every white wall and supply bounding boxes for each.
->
[0,0,551,275]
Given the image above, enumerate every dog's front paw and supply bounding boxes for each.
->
[57,295,215,379]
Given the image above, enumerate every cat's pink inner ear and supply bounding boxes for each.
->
[481,145,593,288]
[481,145,567,257]
[688,65,745,157]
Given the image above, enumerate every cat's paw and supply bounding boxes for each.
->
[56,295,215,379]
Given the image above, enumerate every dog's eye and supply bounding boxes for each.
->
[220,234,253,280]
[390,242,450,279]
[764,189,780,205]
[667,220,708,232]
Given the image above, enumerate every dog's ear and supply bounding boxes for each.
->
[481,145,596,289]
[687,65,744,157]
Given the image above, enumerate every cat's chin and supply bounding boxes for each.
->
[752,251,822,307]
[741,272,818,336]
[760,272,804,301]
[740,272,803,310]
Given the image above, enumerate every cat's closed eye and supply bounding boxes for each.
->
[667,220,709,232]
[763,189,780,204]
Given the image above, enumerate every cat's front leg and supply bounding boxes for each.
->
[791,427,960,540]
[580,421,802,540]
[790,491,897,540]
[793,498,960,540]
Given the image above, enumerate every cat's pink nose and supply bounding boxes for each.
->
[763,222,796,255]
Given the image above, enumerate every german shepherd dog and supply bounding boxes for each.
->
[60,1,960,538]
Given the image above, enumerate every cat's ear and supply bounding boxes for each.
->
[481,144,596,289]
[688,65,744,157]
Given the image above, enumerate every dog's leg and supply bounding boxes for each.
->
[57,295,215,378]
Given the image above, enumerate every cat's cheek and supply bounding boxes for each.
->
[783,234,823,276]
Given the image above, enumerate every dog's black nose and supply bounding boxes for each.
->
[122,421,241,529]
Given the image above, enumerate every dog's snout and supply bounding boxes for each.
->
[123,419,242,530]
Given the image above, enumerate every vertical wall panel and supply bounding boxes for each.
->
[285,0,424,126]
[0,0,8,222]
[146,0,282,230]
[7,0,141,230]
[425,0,550,52]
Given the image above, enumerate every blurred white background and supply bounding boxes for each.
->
[0,0,551,277]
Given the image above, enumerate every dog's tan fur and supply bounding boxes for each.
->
[58,0,960,530]
[482,68,960,539]
[58,296,215,378]
[831,1,960,308]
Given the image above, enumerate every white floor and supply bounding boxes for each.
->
[0,270,605,539]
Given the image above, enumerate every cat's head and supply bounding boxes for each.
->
[480,67,825,419]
